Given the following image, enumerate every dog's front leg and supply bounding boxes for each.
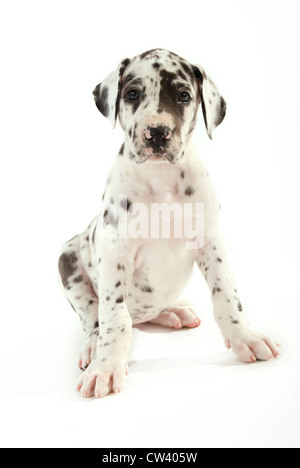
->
[77,257,132,398]
[196,234,280,363]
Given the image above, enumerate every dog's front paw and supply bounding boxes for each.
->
[77,357,128,398]
[226,329,280,363]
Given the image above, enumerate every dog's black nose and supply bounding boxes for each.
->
[144,125,172,148]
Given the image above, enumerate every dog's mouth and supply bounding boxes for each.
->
[143,146,171,163]
[134,144,183,165]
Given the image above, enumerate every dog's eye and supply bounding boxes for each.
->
[127,90,140,101]
[178,91,190,103]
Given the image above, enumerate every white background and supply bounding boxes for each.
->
[0,0,300,448]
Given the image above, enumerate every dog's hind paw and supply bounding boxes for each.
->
[150,306,201,329]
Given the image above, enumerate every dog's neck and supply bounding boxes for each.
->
[121,142,198,197]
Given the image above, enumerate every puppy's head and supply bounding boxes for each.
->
[93,49,226,165]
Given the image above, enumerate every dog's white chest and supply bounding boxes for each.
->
[128,239,195,324]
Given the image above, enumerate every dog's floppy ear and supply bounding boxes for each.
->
[93,58,130,128]
[193,65,226,139]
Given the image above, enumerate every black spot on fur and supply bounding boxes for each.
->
[159,70,186,125]
[122,73,136,86]
[116,296,124,303]
[93,85,109,117]
[141,285,153,293]
[176,69,185,81]
[119,143,125,156]
[115,281,121,288]
[140,49,159,60]
[121,58,130,70]
[120,198,132,211]
[103,208,116,227]
[58,252,78,288]
[92,226,97,244]
[73,274,83,283]
[185,186,195,196]
[180,60,193,77]
[215,97,227,128]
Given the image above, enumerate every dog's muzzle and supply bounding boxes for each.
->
[144,124,172,154]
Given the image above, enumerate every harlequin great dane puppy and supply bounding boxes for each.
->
[58,49,280,399]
